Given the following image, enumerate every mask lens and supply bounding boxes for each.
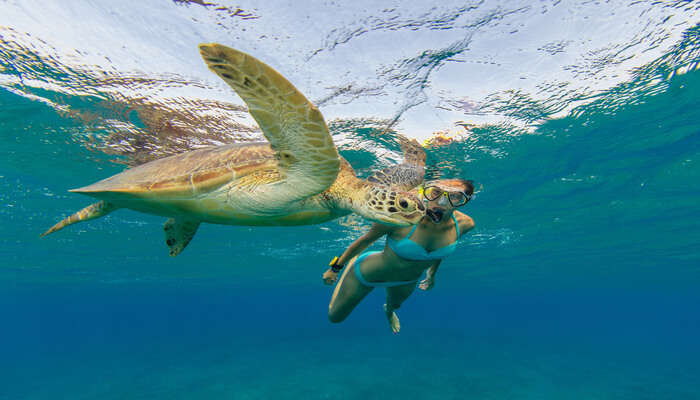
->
[423,187,441,201]
[449,192,468,206]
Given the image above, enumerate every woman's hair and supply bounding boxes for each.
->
[427,179,474,196]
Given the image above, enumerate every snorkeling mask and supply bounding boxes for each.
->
[419,186,471,207]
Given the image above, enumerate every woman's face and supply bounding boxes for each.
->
[422,182,468,223]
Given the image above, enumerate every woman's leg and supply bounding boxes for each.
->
[384,283,417,334]
[328,256,374,323]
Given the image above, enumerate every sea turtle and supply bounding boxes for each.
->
[41,43,427,256]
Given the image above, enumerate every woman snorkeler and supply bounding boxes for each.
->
[322,179,475,333]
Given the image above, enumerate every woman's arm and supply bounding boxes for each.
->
[336,223,393,265]
[419,213,473,290]
[322,223,394,285]
[455,211,475,237]
[419,260,441,291]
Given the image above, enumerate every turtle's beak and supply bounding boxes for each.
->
[376,211,423,226]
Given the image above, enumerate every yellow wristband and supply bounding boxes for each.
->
[329,256,344,272]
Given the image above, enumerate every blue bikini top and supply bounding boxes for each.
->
[387,213,460,261]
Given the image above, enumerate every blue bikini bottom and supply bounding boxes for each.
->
[353,251,420,288]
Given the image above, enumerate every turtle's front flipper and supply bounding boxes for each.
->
[198,43,340,203]
[164,218,200,257]
[40,201,118,237]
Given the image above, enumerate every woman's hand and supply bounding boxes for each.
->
[322,268,339,285]
[418,276,434,291]
[419,261,440,291]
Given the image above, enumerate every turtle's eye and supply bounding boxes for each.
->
[397,195,413,211]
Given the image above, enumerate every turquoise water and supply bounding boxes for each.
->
[2,2,700,399]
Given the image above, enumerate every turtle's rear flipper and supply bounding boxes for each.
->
[40,201,118,237]
[164,218,200,257]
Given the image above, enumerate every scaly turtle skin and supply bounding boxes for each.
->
[42,44,426,256]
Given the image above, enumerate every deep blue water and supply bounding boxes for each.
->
[2,2,700,399]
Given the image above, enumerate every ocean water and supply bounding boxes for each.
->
[1,1,700,399]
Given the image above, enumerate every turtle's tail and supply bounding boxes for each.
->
[40,201,118,238]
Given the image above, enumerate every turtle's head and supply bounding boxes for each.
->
[355,185,425,226]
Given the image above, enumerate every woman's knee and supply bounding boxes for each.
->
[328,307,348,323]
[386,301,402,310]
[385,286,415,310]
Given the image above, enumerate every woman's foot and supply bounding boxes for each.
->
[383,303,401,334]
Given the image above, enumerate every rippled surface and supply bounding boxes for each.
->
[2,1,699,160]
[2,1,700,399]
